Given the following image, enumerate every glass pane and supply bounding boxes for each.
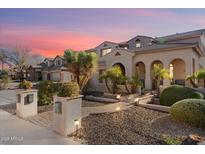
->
[55,101,62,114]
[24,94,34,105]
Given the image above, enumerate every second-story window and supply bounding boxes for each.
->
[136,39,141,48]
[56,60,61,66]
[46,61,49,66]
[101,48,112,57]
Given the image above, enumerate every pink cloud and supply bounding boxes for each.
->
[0,24,119,57]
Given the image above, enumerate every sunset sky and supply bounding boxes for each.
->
[0,8,205,57]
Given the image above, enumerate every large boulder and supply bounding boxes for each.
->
[170,99,205,128]
[160,85,204,106]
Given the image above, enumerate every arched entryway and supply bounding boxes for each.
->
[170,59,186,85]
[136,62,145,87]
[151,60,163,90]
[113,63,126,76]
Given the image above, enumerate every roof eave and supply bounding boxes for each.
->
[134,44,198,55]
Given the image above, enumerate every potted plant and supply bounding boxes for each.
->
[18,79,33,90]
[53,81,83,136]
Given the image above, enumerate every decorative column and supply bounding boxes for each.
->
[185,58,192,87]
[145,62,151,90]
[53,95,83,136]
[16,89,38,118]
[163,61,171,87]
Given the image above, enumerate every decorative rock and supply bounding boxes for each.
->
[182,134,205,145]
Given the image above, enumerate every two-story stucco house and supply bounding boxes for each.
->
[88,29,205,91]
[29,55,73,82]
[29,29,205,92]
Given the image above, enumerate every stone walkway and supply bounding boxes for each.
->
[0,109,81,145]
[82,101,133,117]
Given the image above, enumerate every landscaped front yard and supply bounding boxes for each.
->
[70,106,205,145]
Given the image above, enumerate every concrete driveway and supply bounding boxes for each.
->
[0,90,16,106]
[0,109,81,145]
[0,83,81,145]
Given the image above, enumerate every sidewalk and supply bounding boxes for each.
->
[0,109,81,145]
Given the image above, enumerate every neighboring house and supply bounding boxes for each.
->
[88,29,205,91]
[29,55,73,82]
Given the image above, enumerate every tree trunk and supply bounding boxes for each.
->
[190,79,198,88]
[76,75,80,85]
[124,82,130,94]
[105,78,112,93]
[1,62,3,70]
[204,79,205,88]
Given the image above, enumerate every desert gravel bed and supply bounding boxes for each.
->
[71,106,166,144]
[71,106,205,145]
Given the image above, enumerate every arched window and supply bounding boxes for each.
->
[135,39,141,48]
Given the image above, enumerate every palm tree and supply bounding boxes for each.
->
[196,69,205,88]
[99,66,123,94]
[186,74,198,88]
[152,64,169,96]
[64,49,97,91]
[128,75,143,94]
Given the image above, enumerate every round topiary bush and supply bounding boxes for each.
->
[170,99,205,128]
[57,82,80,97]
[160,85,204,106]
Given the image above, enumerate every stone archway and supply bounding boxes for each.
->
[136,62,145,87]
[113,63,126,76]
[151,60,163,90]
[170,58,186,85]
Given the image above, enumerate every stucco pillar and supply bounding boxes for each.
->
[163,61,170,87]
[145,62,151,90]
[185,58,192,87]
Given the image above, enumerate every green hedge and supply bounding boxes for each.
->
[57,82,79,97]
[37,81,62,106]
[170,99,205,128]
[160,85,204,106]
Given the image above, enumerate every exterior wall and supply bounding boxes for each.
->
[90,49,134,91]
[50,72,60,81]
[61,71,72,82]
[41,70,72,82]
[54,56,64,66]
[42,72,48,81]
[133,48,201,89]
[171,59,186,80]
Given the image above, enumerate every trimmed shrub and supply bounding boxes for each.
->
[19,80,32,90]
[57,82,80,97]
[170,99,205,128]
[160,85,204,106]
[38,80,55,106]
